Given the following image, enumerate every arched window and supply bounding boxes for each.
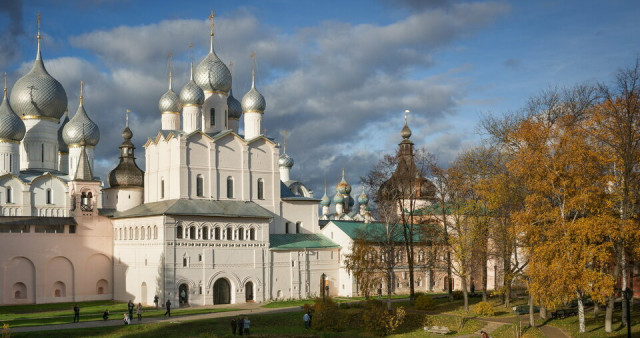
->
[135,227,139,240]
[257,179,264,199]
[46,188,52,204]
[177,226,183,239]
[249,228,256,240]
[189,226,196,239]
[154,226,158,239]
[226,177,234,198]
[296,222,301,234]
[196,175,204,197]
[129,227,133,240]
[226,227,233,240]
[238,227,244,240]
[210,108,216,126]
[6,186,11,203]
[81,192,93,211]
[202,226,209,240]
[160,178,165,199]
[214,227,220,240]
[147,226,151,239]
[141,227,145,240]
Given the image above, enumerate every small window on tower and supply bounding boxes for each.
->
[257,179,264,200]
[196,175,204,197]
[46,189,52,204]
[210,108,215,126]
[6,186,12,203]
[226,177,234,198]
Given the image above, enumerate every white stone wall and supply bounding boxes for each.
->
[20,119,59,171]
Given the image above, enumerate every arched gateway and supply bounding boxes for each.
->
[213,278,231,304]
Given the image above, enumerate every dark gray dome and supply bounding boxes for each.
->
[62,98,100,147]
[57,112,69,152]
[227,89,242,120]
[401,123,411,139]
[0,87,26,142]
[10,43,67,120]
[108,126,144,187]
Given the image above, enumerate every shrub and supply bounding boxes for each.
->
[313,297,348,331]
[452,291,464,300]
[361,300,406,336]
[414,294,436,311]
[474,301,495,316]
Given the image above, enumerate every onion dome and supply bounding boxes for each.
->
[241,55,266,113]
[278,153,294,169]
[358,190,369,205]
[57,110,69,152]
[62,82,100,147]
[10,19,67,120]
[347,195,355,208]
[401,110,412,139]
[0,75,26,142]
[180,62,205,106]
[108,124,144,187]
[333,191,344,204]
[159,58,181,113]
[194,15,231,93]
[321,192,331,207]
[227,89,242,120]
[336,167,352,195]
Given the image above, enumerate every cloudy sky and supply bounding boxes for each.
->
[1,0,639,196]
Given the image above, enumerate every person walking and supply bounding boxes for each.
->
[303,311,310,329]
[231,317,237,335]
[154,295,159,309]
[243,316,251,336]
[73,304,80,323]
[136,302,143,321]
[127,300,134,322]
[164,299,172,317]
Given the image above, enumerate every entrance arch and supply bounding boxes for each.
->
[213,278,231,304]
[179,284,189,305]
[245,281,254,302]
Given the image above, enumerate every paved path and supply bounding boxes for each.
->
[11,302,299,333]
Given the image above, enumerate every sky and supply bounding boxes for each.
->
[1,0,639,197]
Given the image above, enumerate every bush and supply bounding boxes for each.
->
[474,301,495,316]
[361,300,406,336]
[452,291,464,300]
[415,294,436,311]
[313,297,348,332]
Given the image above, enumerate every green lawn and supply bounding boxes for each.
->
[545,303,640,337]
[0,301,239,328]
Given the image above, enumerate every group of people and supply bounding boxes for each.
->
[122,300,144,324]
[230,316,251,335]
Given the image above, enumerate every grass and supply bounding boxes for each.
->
[491,323,545,338]
[545,302,640,337]
[0,301,239,328]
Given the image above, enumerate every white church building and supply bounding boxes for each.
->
[0,14,384,306]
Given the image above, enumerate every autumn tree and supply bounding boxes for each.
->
[344,235,383,299]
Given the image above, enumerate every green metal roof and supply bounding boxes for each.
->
[111,199,273,219]
[328,220,440,243]
[269,233,340,250]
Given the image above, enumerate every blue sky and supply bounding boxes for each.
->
[1,0,639,196]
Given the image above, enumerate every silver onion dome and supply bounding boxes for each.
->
[62,85,100,147]
[10,35,67,120]
[195,50,231,93]
[278,153,294,168]
[401,123,411,139]
[57,112,69,152]
[0,85,26,142]
[159,88,181,113]
[180,63,205,106]
[227,89,242,120]
[241,87,266,113]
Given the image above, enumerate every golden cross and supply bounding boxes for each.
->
[209,10,215,36]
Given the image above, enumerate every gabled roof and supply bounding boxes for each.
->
[327,220,438,242]
[111,199,273,219]
[269,233,340,250]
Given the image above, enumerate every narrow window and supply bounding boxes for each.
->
[202,226,209,240]
[183,257,188,267]
[210,108,215,126]
[196,175,204,197]
[6,186,11,203]
[226,227,233,240]
[9,154,12,172]
[189,226,196,239]
[225,110,228,128]
[160,179,165,199]
[285,222,289,234]
[177,226,183,239]
[238,227,244,240]
[198,254,202,262]
[296,222,301,234]
[249,228,255,240]
[41,144,44,163]
[154,226,158,239]
[46,189,52,204]
[214,227,220,240]
[257,179,264,200]
[226,177,233,198]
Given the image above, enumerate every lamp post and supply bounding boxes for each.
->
[624,287,632,338]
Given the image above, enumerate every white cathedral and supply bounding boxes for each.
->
[0,15,385,306]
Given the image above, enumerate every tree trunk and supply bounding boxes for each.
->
[447,251,453,301]
[505,281,512,309]
[528,293,535,327]
[605,251,620,332]
[594,302,600,319]
[386,266,393,311]
[621,247,628,327]
[482,242,488,302]
[540,305,547,320]
[462,276,469,312]
[577,293,586,333]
